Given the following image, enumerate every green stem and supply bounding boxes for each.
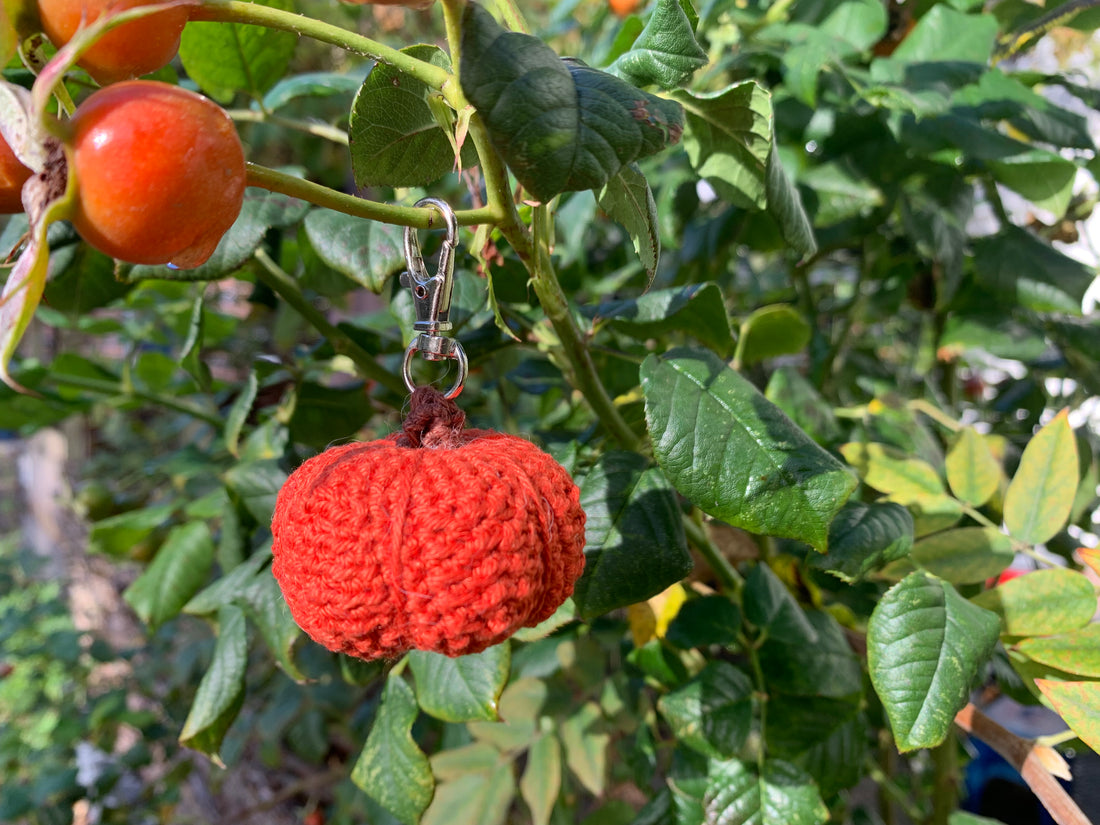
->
[908,399,962,433]
[245,164,501,228]
[251,248,408,397]
[868,755,925,824]
[527,204,640,449]
[746,639,768,771]
[959,503,1055,565]
[228,110,349,145]
[191,0,450,88]
[683,515,743,595]
[485,0,529,33]
[929,737,959,825]
[45,374,224,427]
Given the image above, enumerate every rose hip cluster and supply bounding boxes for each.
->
[0,0,247,267]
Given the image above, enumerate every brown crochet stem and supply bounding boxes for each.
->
[397,386,467,449]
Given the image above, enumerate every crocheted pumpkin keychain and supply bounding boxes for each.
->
[271,199,586,659]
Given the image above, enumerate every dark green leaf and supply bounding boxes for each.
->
[179,295,212,393]
[765,148,817,258]
[665,595,741,649]
[758,608,863,700]
[810,500,914,583]
[179,0,298,103]
[573,452,692,620]
[349,45,477,188]
[868,572,1000,751]
[44,240,131,313]
[704,759,828,825]
[767,697,866,797]
[225,370,259,458]
[972,227,1093,315]
[121,187,311,282]
[224,459,288,524]
[179,604,248,765]
[234,566,305,681]
[607,0,708,89]
[124,522,215,631]
[409,644,510,723]
[764,367,840,445]
[460,3,684,202]
[743,563,817,641]
[303,208,406,293]
[658,661,753,758]
[352,675,434,825]
[596,164,660,284]
[641,348,857,551]
[287,381,372,449]
[184,543,272,615]
[671,81,771,209]
[262,71,363,111]
[596,282,733,357]
[88,503,174,557]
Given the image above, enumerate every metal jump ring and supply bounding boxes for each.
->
[402,340,468,400]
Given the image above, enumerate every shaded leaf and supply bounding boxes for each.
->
[735,304,811,367]
[666,595,741,650]
[352,675,434,825]
[810,500,914,582]
[868,572,1000,751]
[460,3,683,202]
[559,702,608,796]
[596,282,733,358]
[234,566,305,681]
[596,163,660,284]
[765,148,817,258]
[758,608,863,700]
[303,209,406,293]
[574,452,692,620]
[179,604,248,765]
[658,661,753,758]
[703,759,828,825]
[641,348,857,551]
[224,459,288,524]
[910,527,1014,585]
[764,367,840,445]
[972,227,1093,315]
[225,370,259,458]
[124,522,215,631]
[409,644,510,723]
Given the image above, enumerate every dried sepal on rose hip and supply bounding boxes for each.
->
[271,387,587,660]
[35,0,191,84]
[64,80,246,268]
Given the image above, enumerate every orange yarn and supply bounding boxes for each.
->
[271,387,586,659]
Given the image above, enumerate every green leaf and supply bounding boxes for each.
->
[972,227,1094,315]
[520,734,561,825]
[123,522,215,631]
[178,295,212,393]
[303,209,406,293]
[430,742,501,781]
[607,0,707,89]
[421,763,515,825]
[352,675,434,825]
[121,187,310,282]
[765,148,817,258]
[766,697,866,798]
[868,572,1000,751]
[988,150,1077,217]
[703,759,828,825]
[88,503,174,557]
[810,500,914,583]
[1035,680,1100,756]
[179,604,248,765]
[559,702,609,796]
[945,428,1001,507]
[234,566,305,682]
[178,0,297,103]
[596,282,734,358]
[665,595,741,649]
[1016,624,1100,678]
[641,348,857,552]
[764,367,840,446]
[972,567,1097,637]
[658,661,753,758]
[262,71,362,111]
[596,164,660,284]
[460,3,683,202]
[224,459,288,524]
[1004,409,1078,545]
[671,81,772,209]
[409,644,510,723]
[183,544,272,615]
[910,527,1014,585]
[349,45,476,188]
[287,381,372,450]
[758,608,863,700]
[840,442,944,500]
[899,493,965,538]
[890,6,999,63]
[735,304,812,367]
[573,452,692,620]
[225,370,259,458]
[743,563,817,641]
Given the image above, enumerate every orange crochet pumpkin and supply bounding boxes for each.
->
[271,387,586,659]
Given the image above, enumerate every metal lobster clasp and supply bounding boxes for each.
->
[400,198,467,399]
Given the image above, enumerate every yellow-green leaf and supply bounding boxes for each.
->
[520,734,561,825]
[1035,680,1100,755]
[971,567,1096,637]
[910,527,1013,585]
[1017,624,1100,679]
[1004,410,1078,545]
[841,442,944,501]
[945,428,1001,507]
